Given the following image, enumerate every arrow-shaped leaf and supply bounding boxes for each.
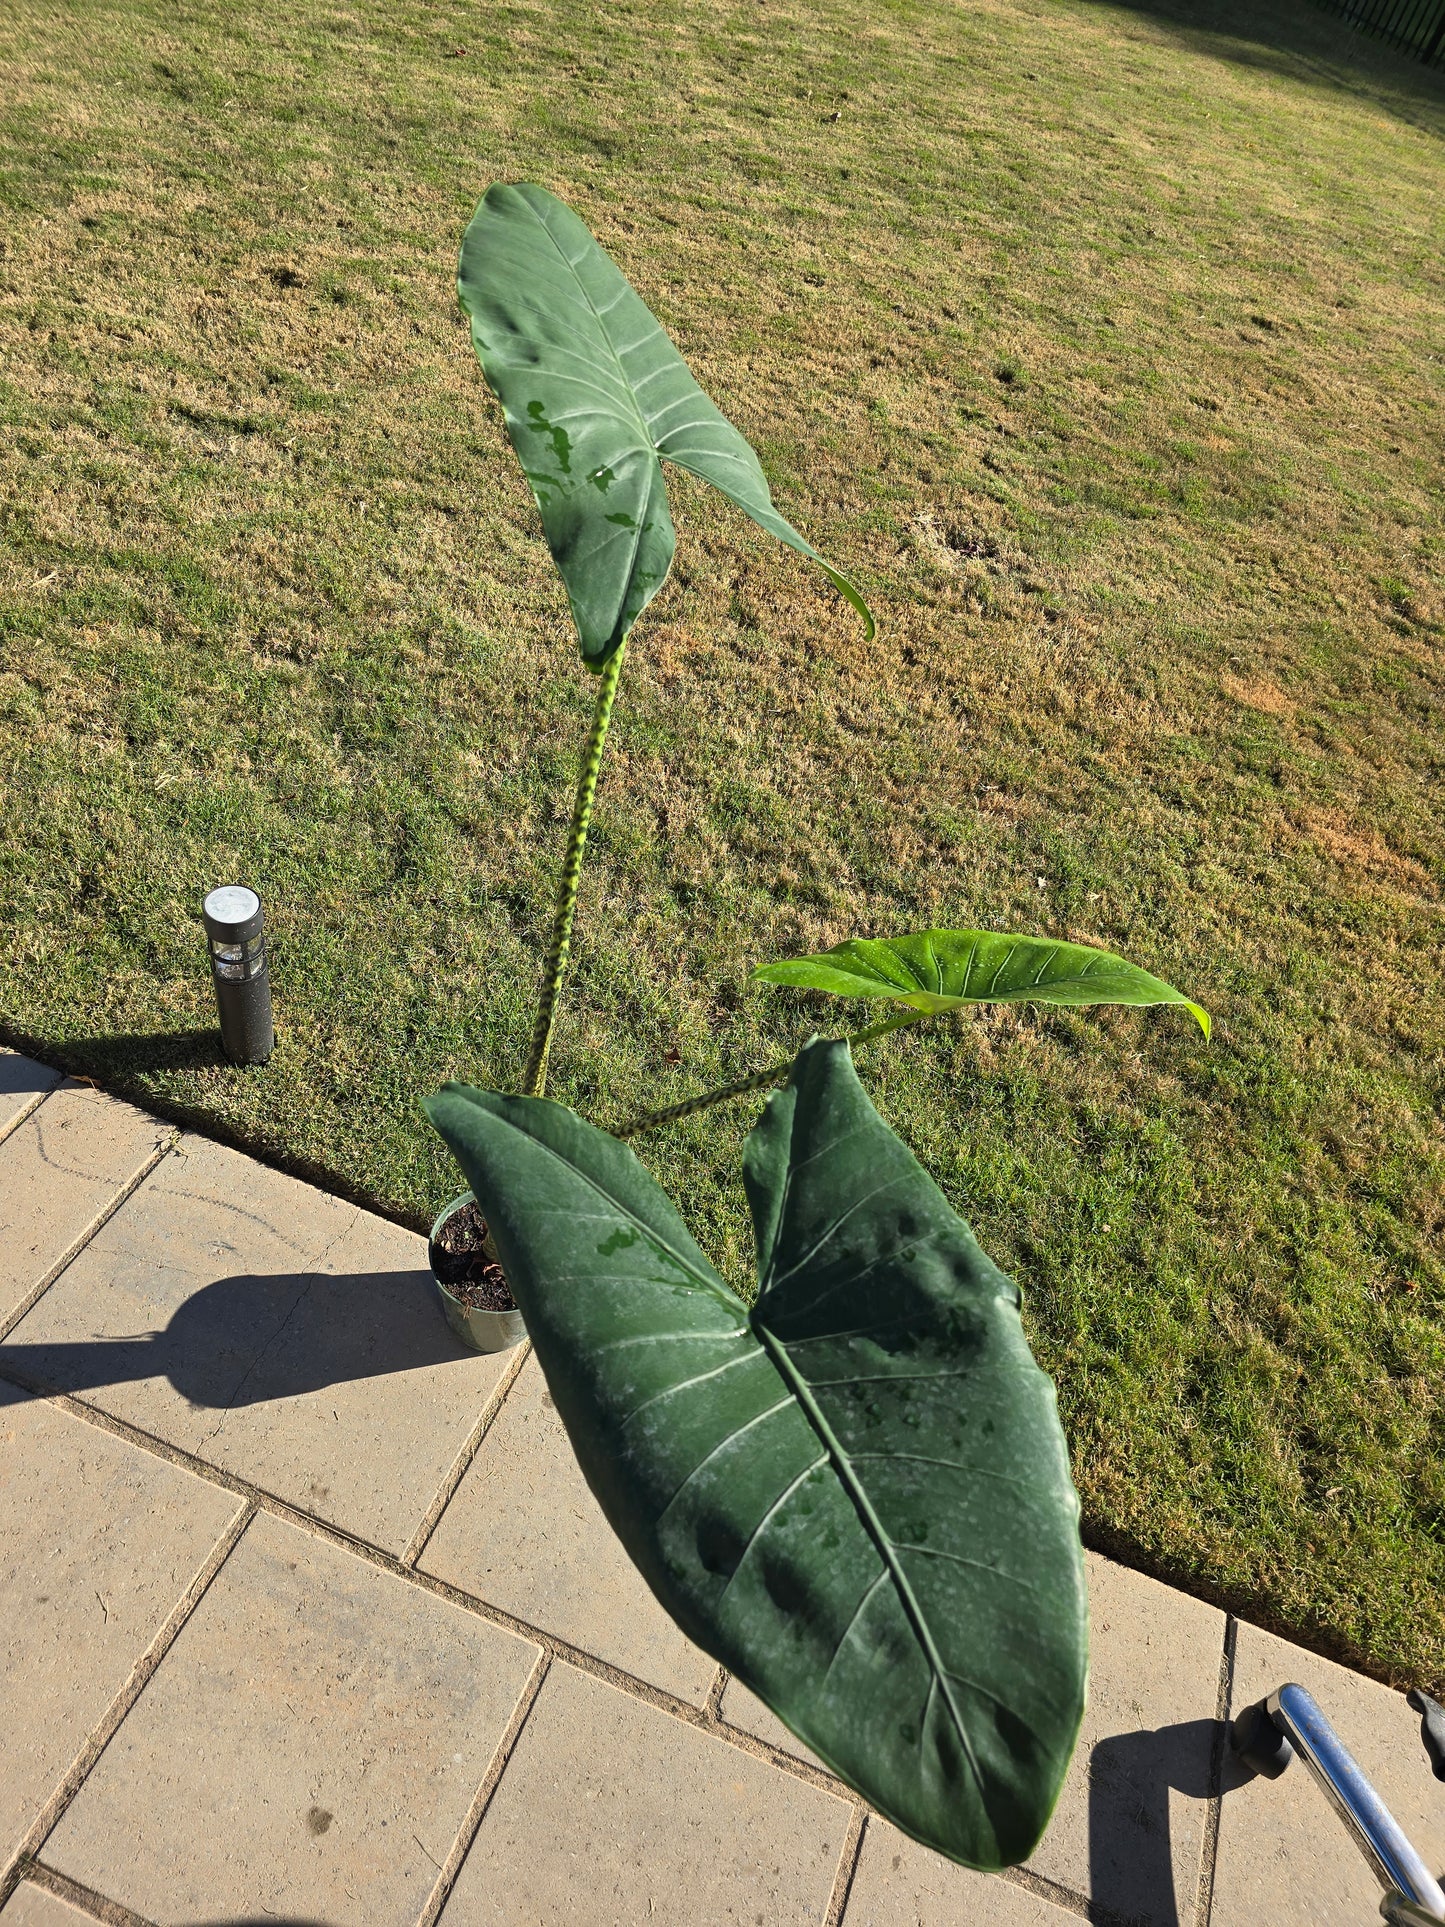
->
[755,928,1210,1037]
[458,183,874,668]
[424,1039,1087,1869]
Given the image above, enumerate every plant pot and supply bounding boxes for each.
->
[428,1191,527,1354]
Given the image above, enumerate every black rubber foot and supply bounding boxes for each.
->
[1406,1687,1445,1782]
[1230,1698,1293,1779]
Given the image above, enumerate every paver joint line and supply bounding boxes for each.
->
[12,1861,155,1927]
[0,1128,178,1347]
[823,1803,869,1927]
[1194,1613,1239,1927]
[1001,1863,1104,1922]
[400,1336,535,1569]
[414,1648,554,1927]
[0,1089,56,1155]
[0,1498,254,1905]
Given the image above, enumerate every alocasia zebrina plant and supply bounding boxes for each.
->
[430,183,1212,1868]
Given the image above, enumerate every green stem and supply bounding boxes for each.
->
[616,1009,928,1140]
[522,641,627,1099]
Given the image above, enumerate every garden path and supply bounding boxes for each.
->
[1,1051,1439,1926]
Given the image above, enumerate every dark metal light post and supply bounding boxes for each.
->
[202,886,274,1065]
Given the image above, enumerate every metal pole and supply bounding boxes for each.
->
[1265,1684,1445,1920]
[202,886,274,1066]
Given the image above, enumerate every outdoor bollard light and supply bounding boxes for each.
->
[202,886,274,1065]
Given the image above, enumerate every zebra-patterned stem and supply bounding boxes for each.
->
[522,640,628,1098]
[616,1009,928,1139]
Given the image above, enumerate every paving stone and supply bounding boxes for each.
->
[845,1821,1081,1924]
[420,1356,717,1704]
[45,1509,540,1926]
[1021,1550,1224,1923]
[1,1135,515,1554]
[0,1884,101,1924]
[0,1381,243,1869]
[1212,1618,1445,1925]
[0,1051,61,1144]
[442,1660,851,1923]
[719,1676,829,1773]
[0,1083,171,1330]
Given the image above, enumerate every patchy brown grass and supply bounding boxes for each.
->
[1,0,1443,1685]
[1298,812,1438,895]
[1222,672,1296,717]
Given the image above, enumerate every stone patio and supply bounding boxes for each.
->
[1,1048,1440,1925]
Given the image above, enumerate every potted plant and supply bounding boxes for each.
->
[424,184,1210,1870]
[428,1189,527,1353]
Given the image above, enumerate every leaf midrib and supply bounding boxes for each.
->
[522,198,690,640]
[851,969,1165,1007]
[526,193,680,460]
[522,200,774,521]
[750,1316,991,1821]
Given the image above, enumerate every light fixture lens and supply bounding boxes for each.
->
[204,885,261,926]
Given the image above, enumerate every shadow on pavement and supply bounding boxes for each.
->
[0,1268,465,1406]
[0,1054,57,1098]
[1087,1716,1223,1924]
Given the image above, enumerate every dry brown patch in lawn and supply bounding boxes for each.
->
[1221,672,1296,718]
[1298,811,1436,895]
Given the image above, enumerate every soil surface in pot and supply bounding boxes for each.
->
[431,1198,518,1313]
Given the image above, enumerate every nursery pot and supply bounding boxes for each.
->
[428,1191,527,1354]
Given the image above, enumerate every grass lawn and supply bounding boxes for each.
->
[2,0,1443,1687]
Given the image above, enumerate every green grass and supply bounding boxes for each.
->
[1,0,1443,1688]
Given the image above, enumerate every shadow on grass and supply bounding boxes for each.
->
[0,1268,466,1405]
[1084,0,1445,129]
[0,1021,431,1238]
[63,1027,229,1077]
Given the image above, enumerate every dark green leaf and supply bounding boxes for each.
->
[755,927,1210,1037]
[424,1040,1087,1868]
[457,183,874,668]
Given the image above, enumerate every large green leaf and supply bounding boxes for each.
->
[457,183,874,668]
[424,1040,1087,1869]
[755,927,1210,1037]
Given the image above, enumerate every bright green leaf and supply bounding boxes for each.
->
[457,183,874,668]
[424,1039,1087,1869]
[755,928,1210,1038]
